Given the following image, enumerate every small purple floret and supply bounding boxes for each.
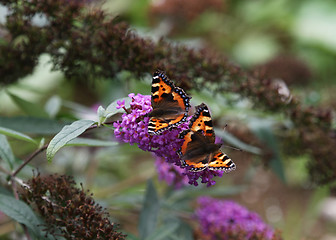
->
[116,100,126,109]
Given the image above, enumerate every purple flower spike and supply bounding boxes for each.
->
[113,93,226,187]
[196,197,278,240]
[155,155,189,189]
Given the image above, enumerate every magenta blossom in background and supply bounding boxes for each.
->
[113,93,224,187]
[196,197,277,240]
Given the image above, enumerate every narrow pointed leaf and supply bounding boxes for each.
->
[249,119,285,182]
[146,223,178,240]
[7,92,49,118]
[214,128,261,154]
[0,193,45,238]
[46,120,95,162]
[0,116,71,134]
[0,126,37,145]
[0,185,12,196]
[65,137,118,147]
[44,95,62,118]
[174,221,194,240]
[138,180,160,240]
[0,134,15,170]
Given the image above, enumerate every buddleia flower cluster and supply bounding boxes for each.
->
[195,197,282,240]
[113,93,224,187]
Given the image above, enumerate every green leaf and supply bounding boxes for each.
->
[38,138,46,148]
[7,91,49,118]
[214,128,262,154]
[174,221,194,240]
[44,95,62,118]
[0,126,37,145]
[46,120,95,162]
[0,134,15,170]
[146,223,178,240]
[97,106,106,125]
[125,233,140,240]
[138,180,160,240]
[0,116,71,135]
[0,193,46,238]
[249,119,286,182]
[0,185,12,196]
[65,137,118,147]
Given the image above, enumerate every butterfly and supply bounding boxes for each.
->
[148,70,191,135]
[177,103,236,172]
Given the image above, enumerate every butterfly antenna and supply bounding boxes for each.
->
[221,145,243,152]
[221,124,242,152]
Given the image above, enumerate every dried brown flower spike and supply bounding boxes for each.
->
[20,174,126,240]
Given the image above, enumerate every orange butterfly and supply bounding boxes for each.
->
[177,103,236,172]
[148,70,191,135]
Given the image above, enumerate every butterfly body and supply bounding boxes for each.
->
[178,103,236,172]
[148,71,191,135]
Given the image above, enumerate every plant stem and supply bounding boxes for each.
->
[12,143,48,177]
[11,179,32,240]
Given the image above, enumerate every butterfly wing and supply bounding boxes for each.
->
[178,103,216,171]
[208,151,236,172]
[178,130,209,172]
[148,70,191,135]
[188,103,216,142]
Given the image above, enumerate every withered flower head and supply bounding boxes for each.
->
[20,174,126,240]
[253,55,312,86]
[149,0,225,33]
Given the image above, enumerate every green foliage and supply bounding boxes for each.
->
[44,96,62,118]
[215,127,262,155]
[0,116,71,134]
[46,119,96,162]
[0,134,15,170]
[138,180,160,240]
[0,194,48,239]
[65,138,118,147]
[249,119,286,182]
[7,92,49,118]
[145,223,179,240]
[0,126,37,145]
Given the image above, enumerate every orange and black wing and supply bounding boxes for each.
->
[177,103,215,171]
[178,130,209,171]
[148,70,191,135]
[178,103,236,172]
[188,103,215,142]
[208,151,236,172]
